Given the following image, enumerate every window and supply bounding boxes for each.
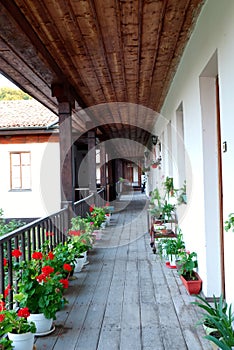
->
[10,152,31,190]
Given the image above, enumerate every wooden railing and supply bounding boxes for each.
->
[0,186,106,304]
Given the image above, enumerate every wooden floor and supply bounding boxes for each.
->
[35,192,212,350]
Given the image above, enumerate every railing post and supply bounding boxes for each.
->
[61,201,73,235]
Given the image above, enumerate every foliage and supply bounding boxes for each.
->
[70,215,93,233]
[13,247,68,320]
[192,294,228,329]
[86,205,106,228]
[175,180,187,205]
[47,240,77,276]
[0,87,31,101]
[0,209,25,237]
[204,300,234,349]
[177,251,198,280]
[0,299,36,335]
[163,176,174,197]
[68,231,93,254]
[158,231,185,258]
[161,202,175,221]
[0,337,13,349]
[224,213,234,232]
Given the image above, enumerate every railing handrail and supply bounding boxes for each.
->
[0,206,68,244]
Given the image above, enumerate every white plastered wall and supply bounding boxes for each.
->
[0,142,61,218]
[153,0,234,302]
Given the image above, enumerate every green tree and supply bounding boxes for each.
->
[0,87,31,101]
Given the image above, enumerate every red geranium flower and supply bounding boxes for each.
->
[32,251,43,260]
[0,301,6,312]
[12,249,22,258]
[0,314,5,322]
[46,231,54,237]
[89,205,95,212]
[59,279,69,289]
[36,273,48,283]
[4,284,11,299]
[47,251,55,260]
[68,230,81,236]
[17,307,30,318]
[3,258,7,267]
[41,265,54,276]
[63,263,72,272]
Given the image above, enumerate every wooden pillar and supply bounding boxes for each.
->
[59,102,74,207]
[88,130,96,193]
[52,84,74,211]
[100,144,106,187]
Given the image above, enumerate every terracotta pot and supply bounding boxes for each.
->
[180,272,202,295]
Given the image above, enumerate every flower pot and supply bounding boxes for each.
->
[82,251,89,265]
[27,313,53,335]
[8,331,34,350]
[74,255,85,272]
[203,322,217,335]
[168,254,177,269]
[180,272,202,295]
[93,230,102,240]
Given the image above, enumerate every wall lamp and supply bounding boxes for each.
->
[152,135,158,145]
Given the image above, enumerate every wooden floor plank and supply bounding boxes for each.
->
[35,193,212,350]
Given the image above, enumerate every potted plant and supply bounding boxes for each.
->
[192,294,228,335]
[86,205,106,229]
[0,297,36,350]
[161,232,185,268]
[163,176,174,199]
[177,251,202,294]
[12,248,69,335]
[204,300,234,350]
[175,180,187,205]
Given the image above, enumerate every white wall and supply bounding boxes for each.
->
[0,142,61,218]
[156,0,234,302]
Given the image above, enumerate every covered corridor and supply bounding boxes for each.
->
[35,192,211,350]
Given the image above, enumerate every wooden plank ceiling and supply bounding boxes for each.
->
[0,0,205,158]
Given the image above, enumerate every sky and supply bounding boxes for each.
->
[0,74,19,88]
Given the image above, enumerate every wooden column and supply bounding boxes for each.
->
[59,102,74,208]
[88,130,96,193]
[52,84,74,210]
[100,144,106,187]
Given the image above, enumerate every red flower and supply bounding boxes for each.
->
[0,301,6,312]
[4,284,11,299]
[59,279,69,289]
[68,230,81,236]
[32,251,43,260]
[89,205,95,212]
[47,252,55,260]
[63,263,72,272]
[3,258,7,267]
[12,249,22,258]
[41,265,54,276]
[0,314,5,322]
[46,231,54,237]
[17,307,30,318]
[36,273,48,283]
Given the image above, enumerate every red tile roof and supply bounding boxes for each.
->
[0,100,58,128]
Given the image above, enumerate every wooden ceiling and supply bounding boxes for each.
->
[0,0,205,158]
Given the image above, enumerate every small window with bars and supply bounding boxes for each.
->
[10,152,31,190]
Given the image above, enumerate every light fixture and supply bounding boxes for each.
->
[152,135,158,145]
[144,149,149,159]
